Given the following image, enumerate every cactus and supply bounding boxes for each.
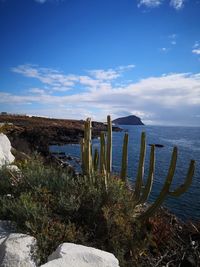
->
[138,145,155,204]
[120,133,129,181]
[133,132,146,202]
[138,147,195,221]
[168,159,195,197]
[93,148,99,172]
[81,115,195,220]
[80,138,85,174]
[100,132,106,175]
[106,115,112,177]
[82,118,92,176]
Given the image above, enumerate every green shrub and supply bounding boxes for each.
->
[0,157,149,265]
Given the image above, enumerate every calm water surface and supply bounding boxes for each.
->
[50,125,200,221]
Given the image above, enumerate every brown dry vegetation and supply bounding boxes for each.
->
[0,115,120,156]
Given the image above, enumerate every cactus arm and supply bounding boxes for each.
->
[100,132,106,175]
[106,115,112,176]
[133,132,146,201]
[138,147,178,220]
[84,118,92,176]
[93,148,99,172]
[169,160,195,197]
[139,145,155,204]
[80,138,85,174]
[120,133,129,181]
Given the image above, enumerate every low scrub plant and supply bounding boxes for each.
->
[0,157,148,265]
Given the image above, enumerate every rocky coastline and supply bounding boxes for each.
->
[0,115,121,157]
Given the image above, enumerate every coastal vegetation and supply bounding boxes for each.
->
[0,115,199,266]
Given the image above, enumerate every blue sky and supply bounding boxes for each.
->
[0,0,200,125]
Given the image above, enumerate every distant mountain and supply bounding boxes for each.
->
[112,115,144,125]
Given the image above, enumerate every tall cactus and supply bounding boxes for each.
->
[100,132,106,175]
[106,115,112,177]
[120,133,129,181]
[133,132,146,202]
[138,147,195,221]
[93,148,99,172]
[138,144,155,204]
[80,115,195,220]
[80,138,85,174]
[82,118,92,176]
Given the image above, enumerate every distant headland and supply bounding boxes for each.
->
[112,115,144,125]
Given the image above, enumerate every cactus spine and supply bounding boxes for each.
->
[120,133,129,181]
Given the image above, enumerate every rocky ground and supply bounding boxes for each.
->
[0,115,121,156]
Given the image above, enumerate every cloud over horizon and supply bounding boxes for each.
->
[1,64,200,125]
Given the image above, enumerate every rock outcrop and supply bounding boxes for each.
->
[0,133,15,167]
[0,115,121,156]
[0,221,38,267]
[40,243,120,267]
[113,115,144,125]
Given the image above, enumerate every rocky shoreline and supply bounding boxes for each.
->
[0,115,121,156]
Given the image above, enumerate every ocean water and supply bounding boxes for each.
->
[50,125,200,221]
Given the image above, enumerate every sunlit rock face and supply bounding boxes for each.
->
[40,243,120,267]
[0,221,37,267]
[0,133,15,167]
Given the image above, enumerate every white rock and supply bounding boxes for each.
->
[6,165,20,172]
[0,221,12,246]
[40,243,120,267]
[0,233,37,267]
[0,133,15,167]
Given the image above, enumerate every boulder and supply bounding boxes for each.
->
[0,221,15,246]
[0,133,15,167]
[0,233,37,267]
[40,243,120,267]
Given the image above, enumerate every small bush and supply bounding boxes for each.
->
[0,157,151,265]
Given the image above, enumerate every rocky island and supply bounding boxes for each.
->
[113,115,144,125]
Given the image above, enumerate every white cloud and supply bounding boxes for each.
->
[170,0,185,10]
[138,0,186,9]
[192,42,200,55]
[168,34,177,39]
[168,33,177,45]
[137,0,163,8]
[89,69,120,81]
[35,0,47,3]
[12,64,135,93]
[160,47,168,52]
[88,65,135,81]
[12,64,78,91]
[29,88,46,95]
[118,65,136,71]
[193,41,200,49]
[34,0,62,3]
[2,68,200,125]
[171,41,177,45]
[192,49,200,55]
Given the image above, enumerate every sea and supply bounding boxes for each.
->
[50,125,200,222]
